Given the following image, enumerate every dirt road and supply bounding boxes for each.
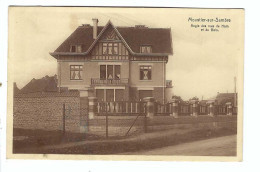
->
[125,135,237,156]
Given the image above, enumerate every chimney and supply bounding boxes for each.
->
[92,18,99,39]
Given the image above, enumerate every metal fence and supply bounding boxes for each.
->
[96,101,146,116]
[153,102,237,116]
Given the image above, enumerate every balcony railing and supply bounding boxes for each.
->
[91,78,129,85]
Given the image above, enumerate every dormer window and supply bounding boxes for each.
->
[70,45,82,52]
[140,45,152,53]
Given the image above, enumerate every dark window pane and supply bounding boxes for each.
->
[106,89,114,101]
[114,65,120,79]
[100,65,106,79]
[147,70,151,80]
[140,65,152,80]
[140,70,143,80]
[96,89,105,101]
[107,65,113,79]
[71,45,76,52]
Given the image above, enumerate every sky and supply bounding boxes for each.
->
[8,7,244,100]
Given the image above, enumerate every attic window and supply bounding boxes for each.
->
[70,45,82,53]
[102,43,118,55]
[140,46,152,53]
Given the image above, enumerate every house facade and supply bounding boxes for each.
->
[50,19,173,103]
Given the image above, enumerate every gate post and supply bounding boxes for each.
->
[170,97,179,118]
[191,99,199,117]
[79,90,89,133]
[190,97,199,117]
[207,101,215,117]
[62,103,66,135]
[88,97,97,119]
[226,102,233,116]
[143,97,155,118]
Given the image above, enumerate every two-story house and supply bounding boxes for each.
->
[50,19,173,103]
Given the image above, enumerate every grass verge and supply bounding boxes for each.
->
[14,127,236,155]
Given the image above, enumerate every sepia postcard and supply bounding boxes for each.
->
[7,7,244,161]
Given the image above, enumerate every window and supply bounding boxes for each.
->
[77,45,82,52]
[140,45,152,53]
[140,65,152,80]
[106,89,114,101]
[100,65,121,79]
[70,45,82,52]
[102,43,118,55]
[96,89,125,102]
[70,65,83,80]
[96,89,105,101]
[71,45,76,52]
[100,65,106,79]
[114,65,120,79]
[107,65,113,79]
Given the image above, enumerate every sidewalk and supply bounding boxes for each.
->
[123,135,237,156]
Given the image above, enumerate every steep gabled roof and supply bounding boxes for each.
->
[215,93,236,105]
[50,21,173,57]
[117,27,172,54]
[20,75,58,94]
[54,26,104,53]
[13,82,20,95]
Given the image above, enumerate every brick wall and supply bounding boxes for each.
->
[13,92,81,133]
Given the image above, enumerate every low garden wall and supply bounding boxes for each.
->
[13,94,237,137]
[87,115,237,137]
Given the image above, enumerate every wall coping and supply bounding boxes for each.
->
[14,91,80,98]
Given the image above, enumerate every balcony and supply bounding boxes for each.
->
[91,78,129,86]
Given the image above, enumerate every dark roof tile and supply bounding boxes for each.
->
[53,24,172,54]
[20,75,58,94]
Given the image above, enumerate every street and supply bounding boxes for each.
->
[126,135,237,156]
